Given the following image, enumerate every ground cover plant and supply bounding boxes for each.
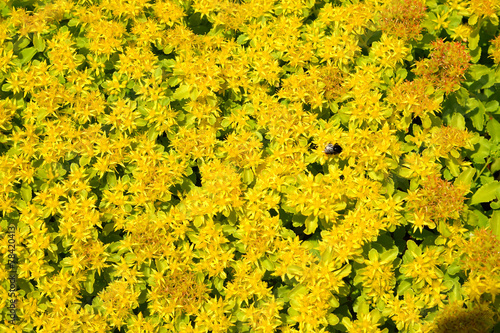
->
[1,0,500,332]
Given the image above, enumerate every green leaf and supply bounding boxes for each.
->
[467,98,485,130]
[321,246,333,264]
[214,276,224,291]
[448,278,463,302]
[156,259,168,273]
[222,225,236,235]
[20,183,32,202]
[221,118,231,128]
[437,220,452,237]
[18,47,37,65]
[327,314,339,325]
[68,18,79,27]
[470,181,500,205]
[445,157,461,177]
[468,26,480,50]
[75,37,89,48]
[304,215,318,235]
[396,67,407,80]
[398,166,413,179]
[491,158,500,173]
[469,14,478,26]
[470,46,481,63]
[446,263,462,275]
[288,283,308,301]
[490,210,500,238]
[380,247,399,263]
[406,240,421,257]
[422,114,433,128]
[33,34,45,52]
[0,2,9,16]
[489,13,499,26]
[172,84,190,100]
[468,64,490,78]
[106,172,117,187]
[84,271,96,294]
[449,113,466,129]
[291,213,306,227]
[487,118,500,141]
[168,76,179,87]
[485,100,499,113]
[153,67,162,79]
[14,37,30,51]
[261,257,275,271]
[193,215,204,228]
[147,127,158,141]
[397,280,412,295]
[336,263,352,279]
[80,156,91,167]
[276,285,293,301]
[1,83,11,92]
[102,222,115,236]
[242,168,254,185]
[190,87,199,100]
[237,34,249,45]
[470,137,491,163]
[454,167,476,187]
[368,248,379,262]
[472,209,490,227]
[468,64,495,89]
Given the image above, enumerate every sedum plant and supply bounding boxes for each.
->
[0,0,499,332]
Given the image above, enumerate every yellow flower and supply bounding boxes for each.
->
[432,10,450,30]
[468,0,499,17]
[0,47,15,74]
[86,19,126,57]
[490,35,500,64]
[400,244,443,285]
[153,0,185,26]
[369,34,410,69]
[342,310,389,333]
[462,274,500,302]
[401,152,441,179]
[116,45,158,80]
[450,24,473,42]
[385,292,425,332]
[101,0,151,19]
[46,30,79,73]
[98,280,140,329]
[102,73,128,96]
[419,278,449,308]
[103,98,140,133]
[406,174,469,231]
[126,312,159,333]
[195,296,234,333]
[356,249,397,303]
[427,125,474,159]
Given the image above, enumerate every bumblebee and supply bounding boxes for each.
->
[324,143,342,155]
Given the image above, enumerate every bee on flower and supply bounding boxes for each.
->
[324,143,342,155]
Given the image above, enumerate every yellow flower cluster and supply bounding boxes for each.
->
[428,301,497,333]
[461,228,500,302]
[490,34,500,64]
[0,0,493,332]
[406,175,469,232]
